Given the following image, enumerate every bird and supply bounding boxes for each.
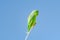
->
[28,10,39,32]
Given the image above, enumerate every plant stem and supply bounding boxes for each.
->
[25,27,33,40]
[25,32,30,40]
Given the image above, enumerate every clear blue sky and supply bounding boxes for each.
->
[0,0,60,40]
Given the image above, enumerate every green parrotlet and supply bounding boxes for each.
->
[28,10,39,32]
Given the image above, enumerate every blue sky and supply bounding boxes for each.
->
[0,0,60,40]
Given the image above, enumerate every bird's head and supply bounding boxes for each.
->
[33,10,39,16]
